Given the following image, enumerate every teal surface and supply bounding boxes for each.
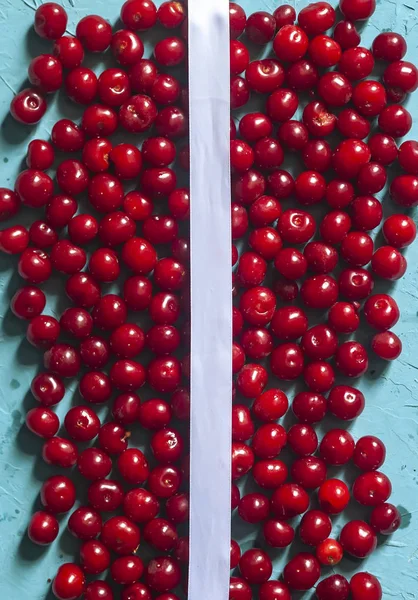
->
[0,0,418,598]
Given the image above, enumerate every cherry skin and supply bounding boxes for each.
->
[28,510,59,545]
[333,20,360,49]
[10,88,47,124]
[42,437,78,468]
[271,483,309,519]
[84,581,113,600]
[339,520,377,558]
[287,424,318,456]
[350,573,382,600]
[353,471,392,506]
[146,557,181,593]
[238,493,270,524]
[263,520,295,548]
[41,475,76,513]
[239,549,272,585]
[320,429,355,465]
[53,563,85,600]
[318,479,350,514]
[283,553,321,591]
[299,510,332,546]
[80,540,111,575]
[31,372,65,407]
[317,575,350,600]
[252,460,288,489]
[229,578,252,600]
[68,506,102,541]
[26,407,59,439]
[339,0,376,21]
[77,448,112,481]
[370,502,401,535]
[229,3,247,39]
[245,11,276,44]
[273,25,309,63]
[391,174,418,208]
[35,3,68,40]
[298,2,335,35]
[384,60,418,93]
[372,331,402,360]
[371,246,407,280]
[352,80,386,117]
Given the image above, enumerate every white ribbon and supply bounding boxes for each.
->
[188,1,232,599]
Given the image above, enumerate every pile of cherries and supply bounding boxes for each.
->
[0,0,416,599]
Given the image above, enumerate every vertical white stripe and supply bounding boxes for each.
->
[188,1,232,599]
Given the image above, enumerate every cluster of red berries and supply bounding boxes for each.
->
[0,0,414,598]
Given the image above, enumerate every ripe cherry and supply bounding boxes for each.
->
[41,475,76,513]
[350,573,382,600]
[283,553,320,591]
[35,3,68,40]
[317,575,350,600]
[340,520,377,558]
[28,510,59,545]
[53,563,85,600]
[239,549,272,585]
[318,479,350,514]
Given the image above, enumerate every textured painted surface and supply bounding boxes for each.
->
[0,0,417,598]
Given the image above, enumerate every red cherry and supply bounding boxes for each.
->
[318,478,350,514]
[263,520,294,548]
[320,429,355,465]
[146,557,181,592]
[339,0,376,21]
[271,483,309,519]
[10,88,47,124]
[353,471,392,506]
[28,510,59,545]
[317,575,350,600]
[42,437,78,468]
[273,25,309,63]
[283,553,320,591]
[101,516,140,555]
[238,493,270,524]
[41,475,76,513]
[31,372,65,407]
[239,548,272,585]
[333,19,360,49]
[35,3,68,40]
[299,509,332,545]
[291,456,327,489]
[77,448,112,481]
[53,563,85,600]
[340,520,377,558]
[80,540,111,575]
[350,573,382,600]
[370,503,401,535]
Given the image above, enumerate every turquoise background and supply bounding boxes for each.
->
[0,0,418,598]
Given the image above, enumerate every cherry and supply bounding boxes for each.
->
[101,516,140,555]
[372,330,402,360]
[333,20,360,49]
[44,343,81,378]
[238,493,270,524]
[84,581,113,600]
[31,372,65,407]
[300,275,339,309]
[304,361,335,393]
[300,509,332,545]
[283,553,320,591]
[273,5,295,26]
[351,195,383,231]
[371,245,407,280]
[384,60,418,93]
[35,3,68,40]
[252,389,288,422]
[56,159,89,195]
[318,72,352,106]
[340,520,377,558]
[10,88,47,124]
[232,404,253,441]
[263,520,294,548]
[352,80,386,117]
[41,475,76,513]
[29,510,59,547]
[158,1,185,28]
[291,456,327,489]
[0,187,20,221]
[80,540,111,575]
[350,573,382,600]
[0,225,29,255]
[358,161,388,194]
[302,140,332,172]
[317,575,350,600]
[154,36,186,67]
[370,502,401,535]
[65,67,98,104]
[271,343,304,380]
[64,406,100,442]
[335,340,369,377]
[26,315,59,349]
[340,231,374,267]
[252,460,288,489]
[53,36,84,69]
[278,120,309,151]
[271,483,309,519]
[252,423,287,459]
[68,506,102,540]
[338,268,374,300]
[337,108,370,139]
[301,324,338,360]
[320,429,355,465]
[353,470,392,506]
[325,179,355,209]
[273,25,309,62]
[339,0,376,20]
[239,549,272,585]
[26,407,59,439]
[399,140,418,175]
[277,209,315,244]
[391,174,418,208]
[340,47,374,81]
[42,436,78,468]
[88,479,124,512]
[274,248,307,280]
[231,443,255,481]
[265,92,295,126]
[369,133,398,165]
[287,424,318,457]
[29,221,58,249]
[316,538,344,566]
[383,214,416,248]
[245,11,276,44]
[229,578,252,600]
[28,54,63,94]
[81,103,118,137]
[229,3,246,39]
[111,556,144,586]
[270,307,308,340]
[318,478,350,514]
[77,448,112,480]
[309,35,341,68]
[53,564,85,600]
